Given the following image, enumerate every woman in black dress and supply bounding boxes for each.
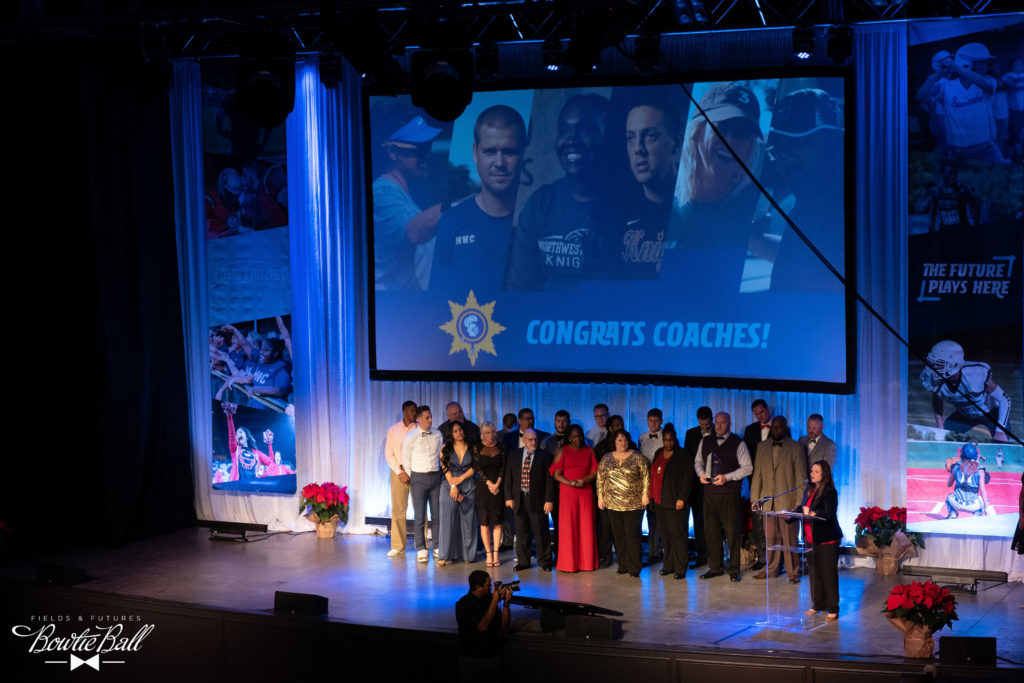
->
[475,421,507,567]
[800,460,843,622]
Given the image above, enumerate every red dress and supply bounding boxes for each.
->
[550,446,599,572]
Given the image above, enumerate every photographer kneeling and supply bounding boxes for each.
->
[455,570,513,681]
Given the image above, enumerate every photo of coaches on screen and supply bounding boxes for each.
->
[370,78,847,298]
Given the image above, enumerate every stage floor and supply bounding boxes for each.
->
[3,528,1023,665]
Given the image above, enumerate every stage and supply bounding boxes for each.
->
[2,528,1022,682]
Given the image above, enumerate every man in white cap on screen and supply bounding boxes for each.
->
[373,114,445,290]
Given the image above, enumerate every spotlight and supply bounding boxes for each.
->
[674,0,708,26]
[792,25,815,61]
[826,25,853,65]
[234,32,296,129]
[633,32,660,73]
[235,57,295,129]
[542,37,564,72]
[691,0,708,24]
[564,8,603,73]
[319,53,343,89]
[410,49,473,122]
[475,43,500,81]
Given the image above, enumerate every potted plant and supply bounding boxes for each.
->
[883,580,958,658]
[300,482,350,538]
[854,506,924,574]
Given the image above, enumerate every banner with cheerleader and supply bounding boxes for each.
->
[906,17,1024,536]
[202,61,297,494]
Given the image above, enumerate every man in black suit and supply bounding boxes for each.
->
[438,401,481,444]
[504,429,555,571]
[742,398,772,571]
[682,406,713,569]
[502,407,550,452]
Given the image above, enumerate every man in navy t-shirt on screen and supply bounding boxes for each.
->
[431,105,526,297]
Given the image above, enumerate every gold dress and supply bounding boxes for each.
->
[597,451,650,511]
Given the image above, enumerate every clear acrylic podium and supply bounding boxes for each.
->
[755,509,822,631]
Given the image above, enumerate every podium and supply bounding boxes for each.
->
[754,509,820,631]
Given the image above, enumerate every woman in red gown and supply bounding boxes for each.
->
[549,424,599,572]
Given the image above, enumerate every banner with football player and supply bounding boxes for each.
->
[202,61,297,494]
[906,17,1024,537]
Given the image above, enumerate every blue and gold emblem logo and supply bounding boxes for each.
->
[439,290,506,366]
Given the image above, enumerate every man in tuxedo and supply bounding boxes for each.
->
[682,406,713,568]
[799,414,837,471]
[541,409,571,453]
[586,403,610,446]
[438,401,481,444]
[504,429,555,571]
[638,408,665,562]
[503,407,550,451]
[751,416,807,582]
[742,398,773,570]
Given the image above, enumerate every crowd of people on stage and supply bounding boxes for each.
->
[385,397,844,623]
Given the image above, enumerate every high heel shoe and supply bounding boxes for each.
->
[492,551,501,568]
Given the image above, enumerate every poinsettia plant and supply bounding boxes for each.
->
[300,482,350,525]
[855,506,923,549]
[883,581,958,633]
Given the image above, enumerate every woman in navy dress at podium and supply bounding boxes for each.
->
[800,460,843,622]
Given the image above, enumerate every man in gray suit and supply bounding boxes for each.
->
[799,414,836,472]
[751,416,807,582]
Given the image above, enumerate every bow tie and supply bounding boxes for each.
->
[649,432,659,438]
[760,424,770,430]
[809,437,818,444]
[716,436,726,442]
[421,430,432,436]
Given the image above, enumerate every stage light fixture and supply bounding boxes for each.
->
[235,57,296,129]
[674,0,707,26]
[632,32,660,73]
[319,53,344,89]
[410,49,473,122]
[475,42,500,81]
[691,0,708,24]
[826,25,853,65]
[542,37,564,72]
[792,26,815,61]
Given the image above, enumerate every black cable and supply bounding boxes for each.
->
[662,55,1021,448]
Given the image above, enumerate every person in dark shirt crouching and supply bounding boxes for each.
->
[455,570,513,682]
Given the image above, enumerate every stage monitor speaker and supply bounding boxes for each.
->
[273,591,328,616]
[37,564,86,586]
[939,636,996,664]
[564,614,622,641]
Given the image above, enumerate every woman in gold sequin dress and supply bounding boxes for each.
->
[596,430,650,577]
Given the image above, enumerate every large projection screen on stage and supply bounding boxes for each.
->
[366,72,854,390]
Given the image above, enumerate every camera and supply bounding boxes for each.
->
[494,579,520,592]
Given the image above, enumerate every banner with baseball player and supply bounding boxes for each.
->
[202,61,297,494]
[906,17,1024,537]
